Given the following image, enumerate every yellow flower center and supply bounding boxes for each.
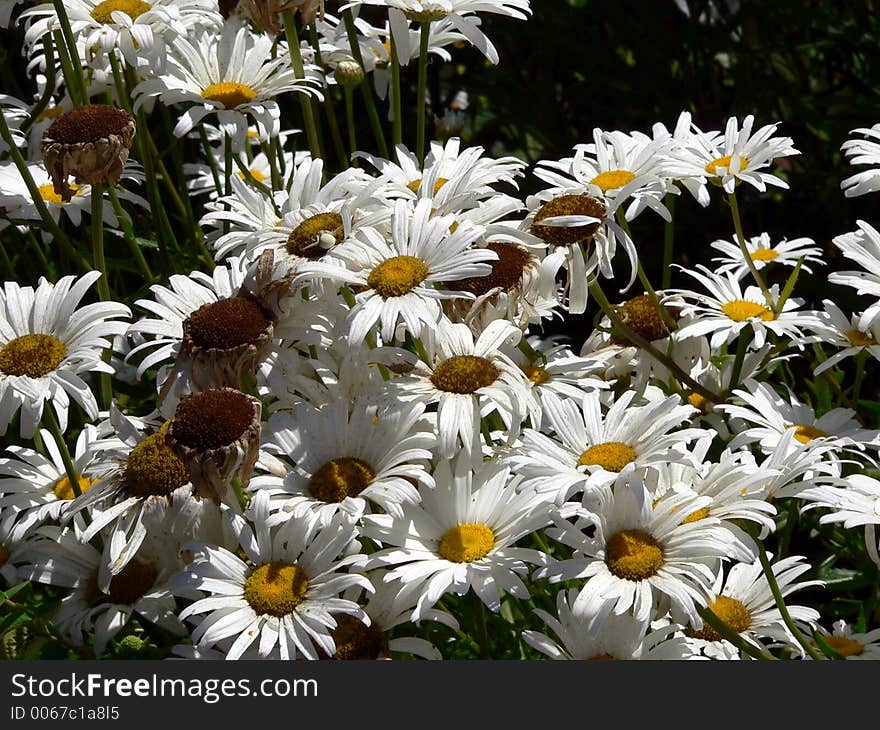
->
[750,248,778,261]
[0,545,9,566]
[438,523,495,563]
[705,154,749,175]
[531,194,606,247]
[91,0,151,24]
[681,506,711,524]
[37,106,64,122]
[406,177,448,195]
[577,442,637,472]
[721,300,775,322]
[0,334,67,378]
[244,562,309,617]
[846,329,876,348]
[689,392,709,412]
[590,169,636,192]
[53,474,96,501]
[431,355,499,394]
[124,431,190,498]
[367,255,430,298]
[328,614,387,660]
[308,457,375,503]
[791,424,829,444]
[237,168,266,183]
[106,559,158,605]
[286,212,344,259]
[201,82,258,109]
[605,529,664,580]
[38,183,80,204]
[404,8,448,21]
[521,364,550,386]
[822,635,864,657]
[692,595,752,641]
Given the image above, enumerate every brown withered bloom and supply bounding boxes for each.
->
[611,294,681,344]
[530,194,606,247]
[166,388,261,505]
[237,0,325,35]
[42,104,136,202]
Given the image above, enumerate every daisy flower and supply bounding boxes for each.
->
[710,232,824,279]
[362,456,550,621]
[538,478,731,625]
[22,0,222,71]
[0,94,27,153]
[387,317,533,458]
[252,398,435,526]
[133,20,323,150]
[829,221,880,317]
[294,198,495,343]
[0,504,24,584]
[674,265,822,350]
[813,620,880,659]
[523,587,699,660]
[665,114,799,195]
[172,493,372,660]
[20,526,185,654]
[720,379,879,455]
[811,301,880,375]
[0,272,130,438]
[507,390,704,502]
[687,555,821,659]
[840,123,880,198]
[345,1,531,65]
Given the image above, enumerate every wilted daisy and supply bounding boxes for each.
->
[840,123,880,198]
[388,318,533,458]
[295,198,495,343]
[134,20,322,149]
[674,265,822,349]
[710,232,823,278]
[0,272,130,438]
[523,587,698,660]
[687,555,821,659]
[363,457,550,621]
[812,301,880,374]
[252,398,435,526]
[22,0,222,70]
[173,493,372,660]
[508,390,703,501]
[665,114,799,195]
[813,620,880,659]
[539,478,731,625]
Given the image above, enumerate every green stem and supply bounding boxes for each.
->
[341,9,388,157]
[323,87,349,169]
[344,85,357,160]
[390,32,403,148]
[42,407,83,498]
[107,186,154,282]
[661,193,676,289]
[198,125,223,193]
[852,350,868,408]
[696,605,777,661]
[727,191,777,313]
[91,185,112,410]
[50,2,88,104]
[726,324,753,395]
[754,542,825,661]
[415,21,431,162]
[282,11,322,161]
[589,278,722,403]
[0,112,89,272]
[471,590,491,659]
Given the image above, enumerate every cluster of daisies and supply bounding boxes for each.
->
[1,0,879,661]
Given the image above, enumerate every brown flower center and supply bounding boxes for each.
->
[0,334,67,378]
[614,295,675,342]
[308,457,375,503]
[184,297,271,351]
[531,194,606,247]
[45,104,133,144]
[447,241,534,296]
[431,355,499,394]
[327,615,387,660]
[171,389,255,451]
[106,559,159,605]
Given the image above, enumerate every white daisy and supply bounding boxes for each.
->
[172,492,372,660]
[133,20,323,150]
[813,620,880,659]
[252,398,435,526]
[673,265,823,350]
[538,478,731,625]
[0,272,130,438]
[294,198,495,343]
[522,587,699,660]
[840,123,880,198]
[387,317,533,458]
[829,220,880,318]
[710,232,824,279]
[363,456,550,621]
[811,301,880,375]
